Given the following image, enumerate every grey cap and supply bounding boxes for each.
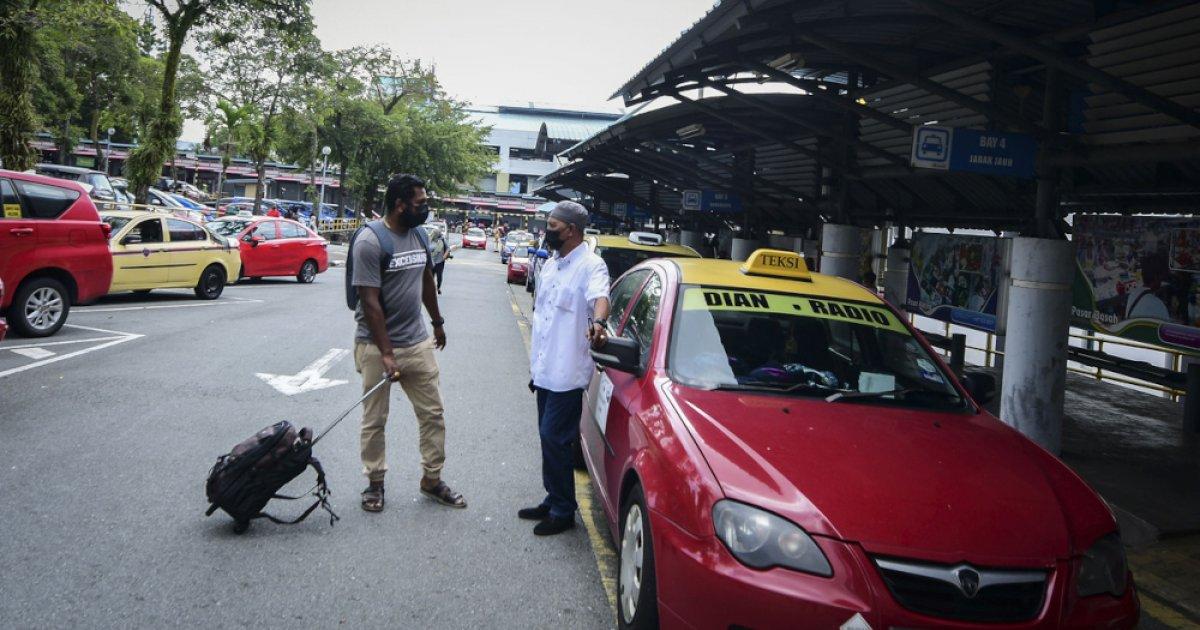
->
[549,201,589,232]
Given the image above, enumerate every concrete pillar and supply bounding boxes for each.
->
[680,229,704,254]
[768,234,796,251]
[883,243,910,307]
[666,230,680,245]
[731,238,763,262]
[1000,237,1075,454]
[820,223,863,280]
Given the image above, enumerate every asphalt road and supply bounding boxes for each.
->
[0,235,612,629]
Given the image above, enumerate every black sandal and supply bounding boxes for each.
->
[420,480,466,508]
[361,484,384,512]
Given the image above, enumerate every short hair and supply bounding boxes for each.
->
[384,174,426,211]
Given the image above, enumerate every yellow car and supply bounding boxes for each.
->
[585,231,701,280]
[100,211,242,299]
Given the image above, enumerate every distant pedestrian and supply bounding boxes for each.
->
[430,227,449,294]
[351,173,465,513]
[518,201,610,536]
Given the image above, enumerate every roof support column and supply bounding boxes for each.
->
[820,223,864,281]
[731,149,761,261]
[883,230,910,307]
[1000,237,1075,454]
[1035,67,1063,239]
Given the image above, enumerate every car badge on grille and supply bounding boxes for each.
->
[956,567,981,599]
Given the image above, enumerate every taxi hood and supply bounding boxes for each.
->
[668,385,1111,565]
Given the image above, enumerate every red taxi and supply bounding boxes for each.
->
[207,216,329,283]
[506,245,533,284]
[463,227,487,249]
[582,249,1138,629]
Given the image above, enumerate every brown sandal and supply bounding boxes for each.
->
[361,484,384,512]
[420,480,466,508]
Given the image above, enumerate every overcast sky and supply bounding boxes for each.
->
[309,0,716,110]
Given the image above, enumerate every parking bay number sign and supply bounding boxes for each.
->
[910,125,1036,179]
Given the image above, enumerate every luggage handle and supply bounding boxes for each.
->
[311,377,389,445]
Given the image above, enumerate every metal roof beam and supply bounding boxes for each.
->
[790,28,1056,143]
[640,142,810,211]
[748,63,913,135]
[647,140,814,205]
[703,81,909,167]
[668,90,830,166]
[907,0,1200,131]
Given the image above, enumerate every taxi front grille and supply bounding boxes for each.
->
[873,557,1047,623]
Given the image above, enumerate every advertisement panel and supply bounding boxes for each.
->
[905,232,1005,332]
[1071,215,1200,353]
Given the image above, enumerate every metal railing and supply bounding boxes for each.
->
[912,314,1189,400]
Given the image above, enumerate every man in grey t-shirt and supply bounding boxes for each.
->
[352,174,465,512]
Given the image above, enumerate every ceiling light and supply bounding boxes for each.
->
[767,53,803,71]
[676,123,706,140]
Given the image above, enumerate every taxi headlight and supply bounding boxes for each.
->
[1077,532,1128,597]
[712,500,832,576]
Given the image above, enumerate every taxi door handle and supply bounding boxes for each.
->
[9,227,34,236]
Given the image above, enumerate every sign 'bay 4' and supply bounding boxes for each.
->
[910,125,1037,179]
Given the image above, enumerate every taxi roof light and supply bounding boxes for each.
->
[628,231,664,246]
[740,248,811,282]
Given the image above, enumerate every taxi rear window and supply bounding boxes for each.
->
[669,285,966,411]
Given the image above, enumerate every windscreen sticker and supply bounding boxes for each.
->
[3,203,20,218]
[916,358,945,383]
[682,288,909,334]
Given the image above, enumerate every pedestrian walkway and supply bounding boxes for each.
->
[978,370,1200,628]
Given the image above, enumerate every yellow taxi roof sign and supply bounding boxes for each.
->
[740,248,811,281]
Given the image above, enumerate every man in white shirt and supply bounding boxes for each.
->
[519,201,610,536]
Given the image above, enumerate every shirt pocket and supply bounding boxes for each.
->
[554,283,578,312]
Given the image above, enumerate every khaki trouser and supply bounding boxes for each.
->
[354,339,445,483]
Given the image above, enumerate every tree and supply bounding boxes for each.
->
[125,0,308,203]
[202,7,320,213]
[206,100,250,200]
[0,0,40,170]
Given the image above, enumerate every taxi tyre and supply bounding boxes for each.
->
[194,265,226,300]
[297,259,318,284]
[618,483,659,630]
[8,277,70,338]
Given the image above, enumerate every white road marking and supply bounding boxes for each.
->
[0,336,124,350]
[11,347,55,360]
[0,325,142,379]
[256,348,350,396]
[74,298,262,313]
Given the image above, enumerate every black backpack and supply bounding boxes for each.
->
[205,421,336,534]
[345,220,431,310]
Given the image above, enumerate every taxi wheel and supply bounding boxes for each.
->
[297,259,318,284]
[194,265,226,300]
[9,277,70,338]
[618,484,659,629]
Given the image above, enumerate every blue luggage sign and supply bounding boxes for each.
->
[681,189,701,211]
[700,190,744,214]
[910,126,1036,179]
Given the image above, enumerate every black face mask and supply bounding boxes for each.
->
[544,227,566,250]
[400,202,430,228]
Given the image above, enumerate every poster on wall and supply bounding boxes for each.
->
[1071,215,1200,354]
[905,232,1005,332]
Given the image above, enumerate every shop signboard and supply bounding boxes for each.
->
[1071,215,1200,354]
[905,232,1006,332]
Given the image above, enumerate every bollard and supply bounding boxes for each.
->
[950,333,966,377]
[1185,363,1200,433]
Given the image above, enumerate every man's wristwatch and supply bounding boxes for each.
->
[431,317,445,328]
[592,318,608,329]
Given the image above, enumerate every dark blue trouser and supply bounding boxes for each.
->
[536,387,583,519]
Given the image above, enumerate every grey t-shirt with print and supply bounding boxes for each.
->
[352,226,430,347]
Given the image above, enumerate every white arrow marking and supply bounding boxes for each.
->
[256,348,350,396]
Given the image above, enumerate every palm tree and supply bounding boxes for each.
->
[211,100,251,200]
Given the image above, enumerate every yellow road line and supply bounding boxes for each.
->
[1141,591,1200,629]
[507,285,619,614]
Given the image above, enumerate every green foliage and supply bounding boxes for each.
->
[0,0,39,170]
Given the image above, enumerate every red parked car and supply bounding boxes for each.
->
[0,170,114,337]
[207,216,328,282]
[0,279,7,342]
[462,227,487,249]
[506,245,532,284]
[582,249,1138,630]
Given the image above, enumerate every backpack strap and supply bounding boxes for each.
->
[256,457,339,526]
[364,220,395,273]
[412,225,433,270]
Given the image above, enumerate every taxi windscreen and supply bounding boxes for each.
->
[595,246,687,281]
[670,286,966,410]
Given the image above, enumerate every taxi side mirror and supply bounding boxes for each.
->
[961,370,996,406]
[591,336,641,376]
[121,233,141,245]
[248,235,264,247]
[535,248,549,259]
